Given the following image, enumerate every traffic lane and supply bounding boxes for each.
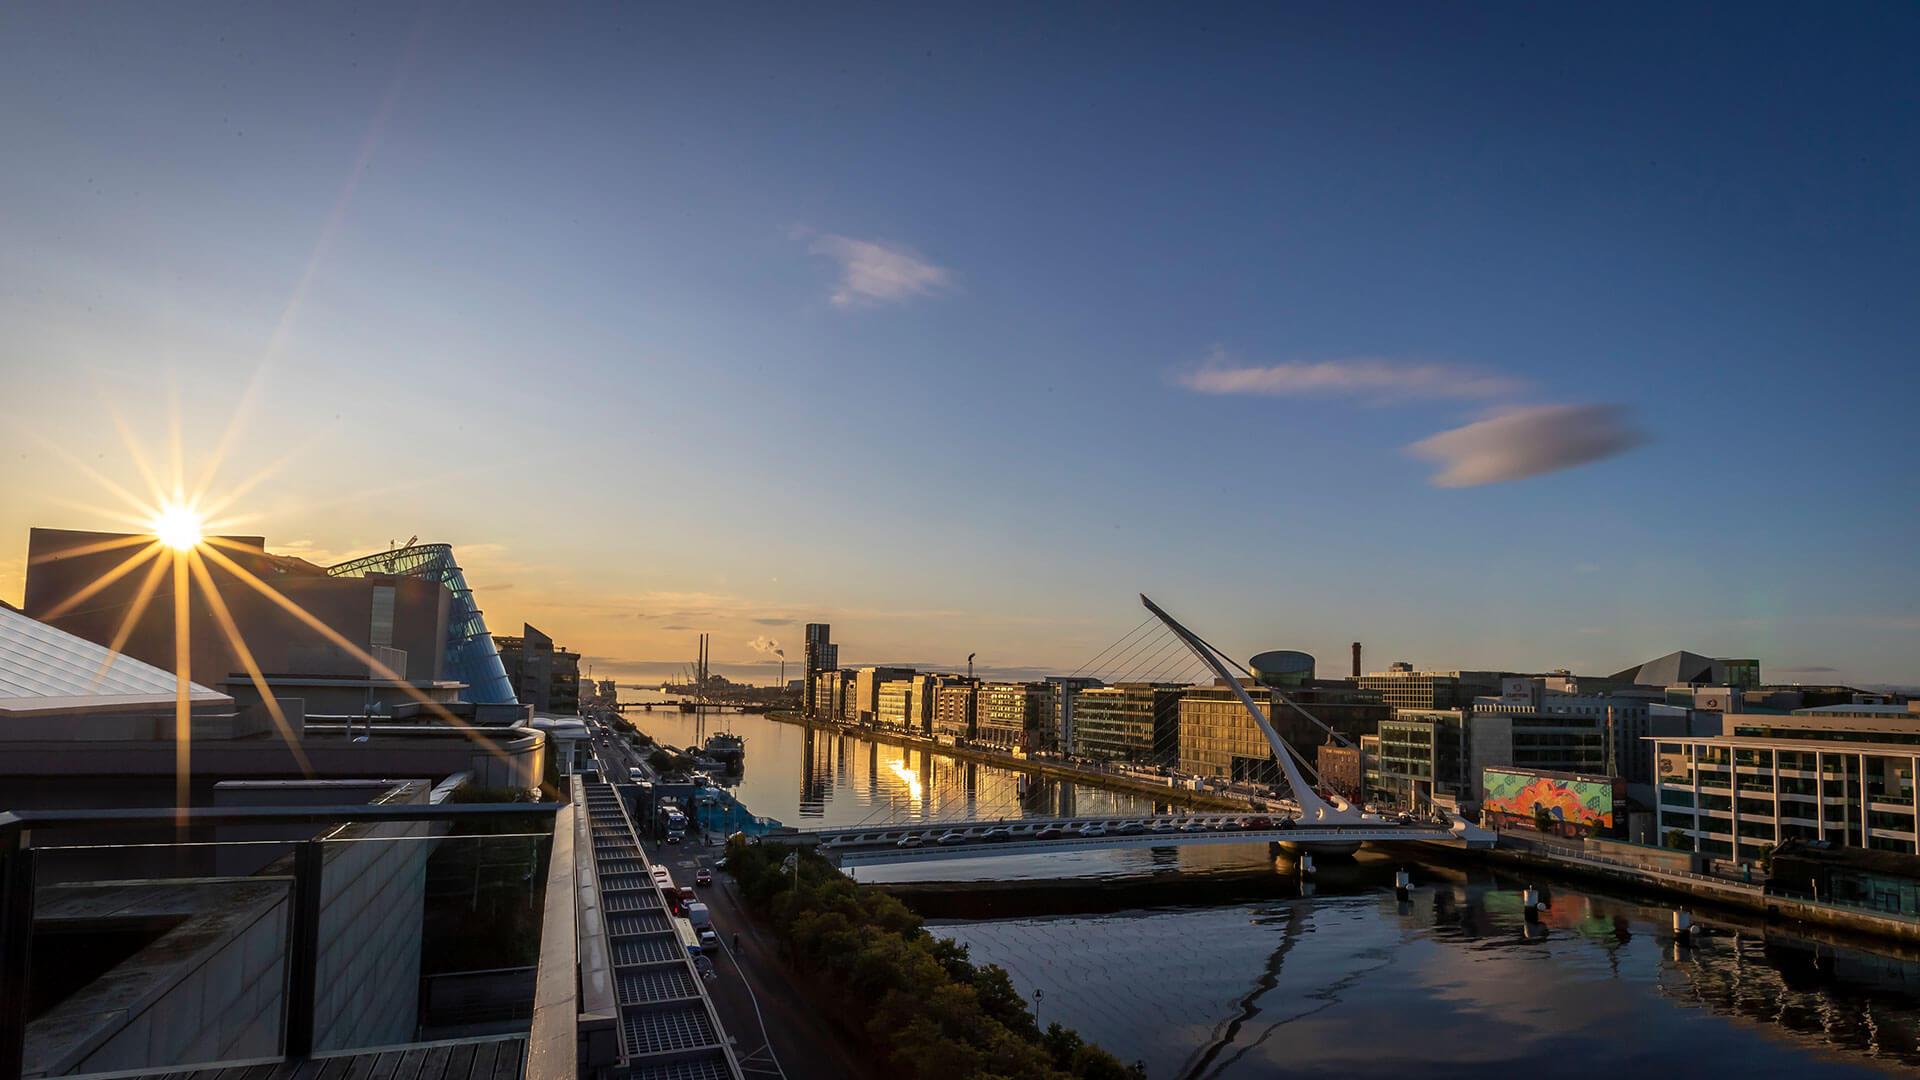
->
[646,837,874,1080]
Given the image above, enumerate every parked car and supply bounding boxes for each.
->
[694,868,713,885]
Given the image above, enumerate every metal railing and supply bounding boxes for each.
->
[1494,832,1763,893]
[0,802,560,1080]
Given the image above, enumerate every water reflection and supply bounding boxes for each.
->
[619,701,1162,832]
[937,859,1920,1078]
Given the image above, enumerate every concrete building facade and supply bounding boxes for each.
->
[976,682,1049,751]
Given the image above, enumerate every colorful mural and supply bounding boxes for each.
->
[1483,768,1616,830]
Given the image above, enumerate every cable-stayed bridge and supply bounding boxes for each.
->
[785,594,1494,865]
[803,811,1481,868]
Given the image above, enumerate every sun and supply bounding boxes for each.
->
[152,503,205,551]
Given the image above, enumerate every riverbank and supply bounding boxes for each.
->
[767,710,1250,812]
[1402,836,1920,948]
[723,837,1145,1079]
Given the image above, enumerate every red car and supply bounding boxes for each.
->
[1241,816,1274,829]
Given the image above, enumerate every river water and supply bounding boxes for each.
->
[621,702,1920,1076]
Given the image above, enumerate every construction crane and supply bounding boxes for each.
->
[383,535,418,572]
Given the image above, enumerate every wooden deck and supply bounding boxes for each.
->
[98,1033,526,1080]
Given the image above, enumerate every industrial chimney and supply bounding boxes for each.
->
[1351,642,1362,679]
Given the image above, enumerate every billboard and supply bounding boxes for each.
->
[1482,767,1618,832]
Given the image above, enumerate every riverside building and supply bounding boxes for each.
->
[932,679,979,742]
[1653,701,1920,862]
[802,623,836,714]
[1178,677,1387,785]
[977,682,1050,751]
[1071,682,1184,763]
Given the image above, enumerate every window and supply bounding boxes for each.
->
[370,585,396,648]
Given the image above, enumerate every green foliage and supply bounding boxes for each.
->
[724,838,1143,1080]
[1663,828,1692,851]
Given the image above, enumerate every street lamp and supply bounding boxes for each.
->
[1032,986,1043,1028]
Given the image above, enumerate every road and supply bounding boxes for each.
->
[642,832,875,1080]
[587,720,874,1080]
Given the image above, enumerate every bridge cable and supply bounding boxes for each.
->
[1067,615,1156,678]
[1095,625,1172,684]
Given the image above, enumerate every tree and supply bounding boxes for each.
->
[1664,828,1693,851]
[1532,804,1554,834]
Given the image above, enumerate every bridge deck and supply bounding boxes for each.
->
[795,811,1480,867]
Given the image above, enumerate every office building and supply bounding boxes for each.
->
[1372,709,1470,810]
[1355,663,1506,711]
[24,530,515,704]
[852,666,916,724]
[1178,679,1388,784]
[1653,701,1920,862]
[1072,682,1184,763]
[803,623,836,714]
[932,679,979,742]
[811,668,850,721]
[977,682,1050,751]
[1467,677,1634,795]
[1611,650,1760,691]
[494,623,581,715]
[1045,675,1104,755]
[874,675,936,735]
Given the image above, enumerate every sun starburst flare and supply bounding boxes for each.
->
[35,397,514,825]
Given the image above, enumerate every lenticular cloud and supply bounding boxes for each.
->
[1407,404,1646,487]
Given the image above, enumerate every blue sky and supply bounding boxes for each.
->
[2,3,1915,686]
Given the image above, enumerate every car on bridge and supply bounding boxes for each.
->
[1034,826,1068,840]
[980,827,1013,842]
[937,830,970,846]
[1078,823,1108,837]
[1242,816,1273,829]
[896,834,924,849]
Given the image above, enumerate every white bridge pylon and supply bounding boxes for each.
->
[1138,593,1360,825]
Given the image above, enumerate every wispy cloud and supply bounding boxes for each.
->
[1407,404,1646,487]
[797,229,952,308]
[1179,348,1525,403]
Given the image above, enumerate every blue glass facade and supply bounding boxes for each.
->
[325,544,517,704]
